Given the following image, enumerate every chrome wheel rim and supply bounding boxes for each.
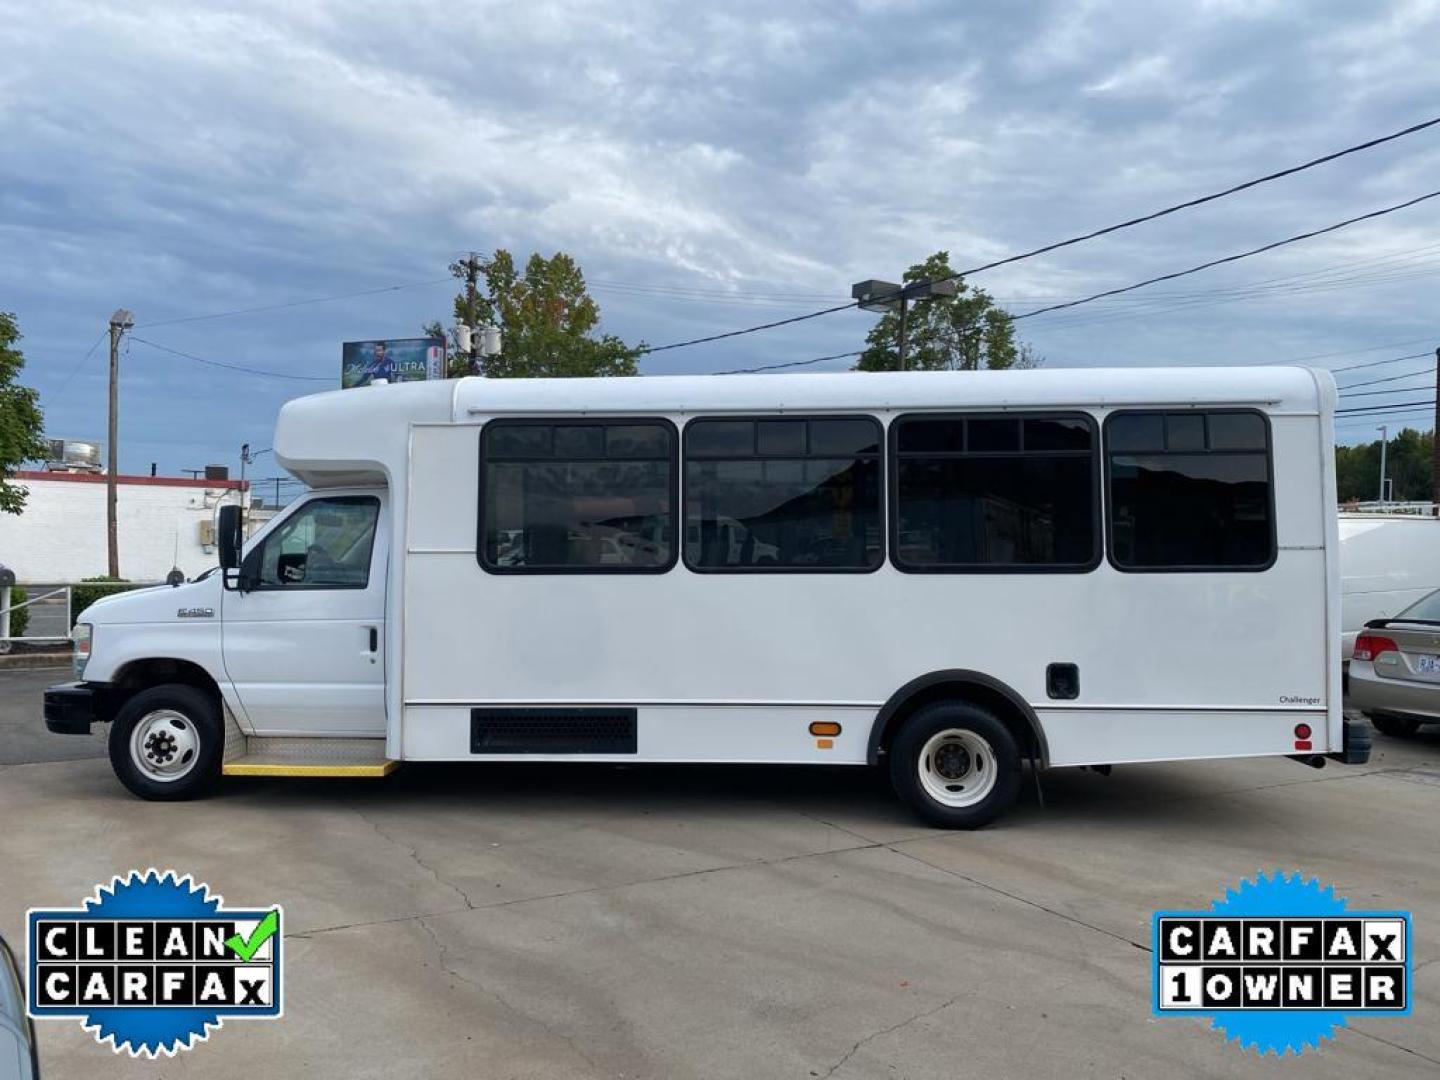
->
[918,728,996,808]
[130,709,200,782]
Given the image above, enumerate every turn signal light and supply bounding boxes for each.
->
[808,721,842,737]
[1353,633,1398,662]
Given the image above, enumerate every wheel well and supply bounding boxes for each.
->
[108,659,222,718]
[868,672,1046,767]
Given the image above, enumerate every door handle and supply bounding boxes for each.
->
[368,627,379,652]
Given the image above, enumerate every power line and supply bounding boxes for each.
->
[644,299,860,354]
[1016,260,1440,333]
[1337,365,1438,391]
[1011,190,1440,322]
[1332,350,1433,373]
[129,335,330,382]
[1337,382,1436,400]
[714,337,1438,381]
[1337,398,1437,415]
[641,114,1440,353]
[135,277,455,330]
[46,326,109,405]
[715,350,863,375]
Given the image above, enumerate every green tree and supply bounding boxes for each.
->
[854,252,1037,372]
[1335,428,1434,503]
[426,250,643,378]
[0,312,47,514]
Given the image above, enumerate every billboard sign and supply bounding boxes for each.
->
[341,338,445,389]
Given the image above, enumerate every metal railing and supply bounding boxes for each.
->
[0,582,163,651]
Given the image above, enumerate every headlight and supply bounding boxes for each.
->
[72,622,92,678]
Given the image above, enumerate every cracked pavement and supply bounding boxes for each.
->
[2,667,1439,1078]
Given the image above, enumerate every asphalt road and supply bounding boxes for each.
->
[2,669,1438,1078]
[0,666,107,765]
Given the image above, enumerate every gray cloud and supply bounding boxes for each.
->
[2,0,1438,471]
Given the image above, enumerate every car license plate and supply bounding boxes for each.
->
[1417,655,1440,675]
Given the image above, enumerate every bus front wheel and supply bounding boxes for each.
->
[889,700,1021,829]
[109,684,223,801]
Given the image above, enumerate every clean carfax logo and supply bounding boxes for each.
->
[26,870,283,1057]
[1152,870,1411,1055]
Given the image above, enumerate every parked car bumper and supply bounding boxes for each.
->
[43,682,108,735]
[1348,661,1440,723]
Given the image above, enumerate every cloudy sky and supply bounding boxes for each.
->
[4,0,1439,479]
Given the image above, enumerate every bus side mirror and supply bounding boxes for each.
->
[218,504,244,590]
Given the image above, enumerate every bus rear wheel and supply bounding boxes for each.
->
[889,700,1021,829]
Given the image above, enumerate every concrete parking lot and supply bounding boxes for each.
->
[1,666,1437,1078]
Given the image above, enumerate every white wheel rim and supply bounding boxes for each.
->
[918,728,997,808]
[130,709,200,782]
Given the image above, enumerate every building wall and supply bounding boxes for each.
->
[0,473,250,583]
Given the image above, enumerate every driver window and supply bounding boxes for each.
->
[256,497,380,589]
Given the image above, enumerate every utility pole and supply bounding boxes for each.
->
[1377,425,1388,504]
[106,309,134,579]
[464,253,480,375]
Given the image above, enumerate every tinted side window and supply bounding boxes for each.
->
[1106,410,1273,571]
[684,417,883,571]
[892,413,1099,571]
[256,497,379,589]
[480,420,676,572]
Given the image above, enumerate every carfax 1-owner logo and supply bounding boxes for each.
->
[1153,870,1412,1055]
[26,869,283,1057]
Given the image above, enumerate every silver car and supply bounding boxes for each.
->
[1350,588,1440,737]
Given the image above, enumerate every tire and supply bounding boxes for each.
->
[888,700,1022,829]
[1369,714,1421,739]
[108,684,223,800]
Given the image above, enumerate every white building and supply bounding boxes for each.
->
[0,471,251,582]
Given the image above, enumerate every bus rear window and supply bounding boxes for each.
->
[1106,410,1274,571]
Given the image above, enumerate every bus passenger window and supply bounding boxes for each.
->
[891,413,1098,571]
[684,417,882,572]
[480,419,676,573]
[1106,410,1273,571]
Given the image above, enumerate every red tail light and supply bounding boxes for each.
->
[1354,633,1398,662]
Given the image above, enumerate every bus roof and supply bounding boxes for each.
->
[275,366,1333,486]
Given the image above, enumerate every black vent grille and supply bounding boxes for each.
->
[470,708,637,754]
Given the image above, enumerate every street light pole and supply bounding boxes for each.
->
[897,298,909,371]
[1377,425,1388,503]
[851,277,957,372]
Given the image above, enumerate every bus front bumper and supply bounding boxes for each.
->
[43,682,108,735]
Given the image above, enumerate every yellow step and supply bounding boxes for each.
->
[223,760,398,778]
[222,735,397,778]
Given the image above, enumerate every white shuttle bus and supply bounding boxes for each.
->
[45,367,1369,827]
